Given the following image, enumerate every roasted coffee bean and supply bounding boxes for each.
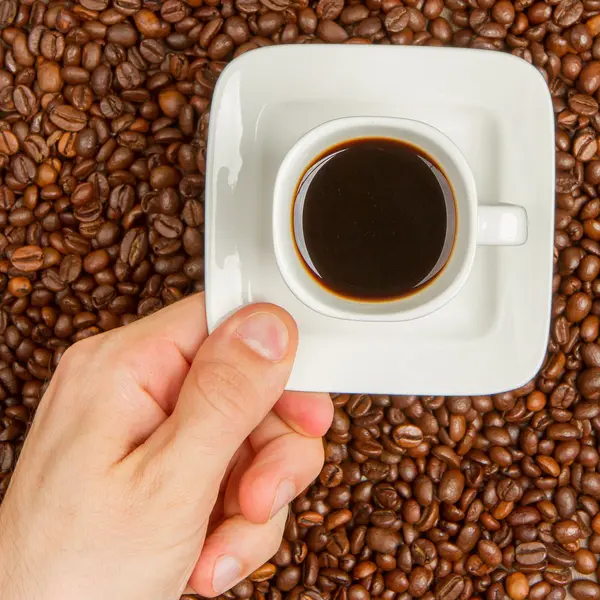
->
[438,468,465,503]
[574,549,597,574]
[11,246,44,272]
[546,542,576,567]
[515,541,547,566]
[59,255,82,284]
[391,423,423,448]
[13,86,37,118]
[275,566,301,592]
[571,580,600,600]
[553,519,583,544]
[49,105,87,132]
[506,571,529,600]
[545,564,573,586]
[569,94,599,116]
[434,574,464,600]
[363,526,400,555]
[8,276,32,297]
[83,250,110,275]
[477,539,502,566]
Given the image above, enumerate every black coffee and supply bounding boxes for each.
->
[293,137,456,301]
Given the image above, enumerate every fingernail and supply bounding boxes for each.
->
[236,312,289,361]
[213,555,242,595]
[270,479,296,519]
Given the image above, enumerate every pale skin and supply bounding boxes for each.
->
[0,293,333,600]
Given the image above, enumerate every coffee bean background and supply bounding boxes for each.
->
[1,0,600,599]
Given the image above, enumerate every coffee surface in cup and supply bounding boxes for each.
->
[293,137,456,301]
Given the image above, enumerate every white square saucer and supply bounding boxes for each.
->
[205,45,555,395]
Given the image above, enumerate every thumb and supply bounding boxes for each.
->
[142,303,298,485]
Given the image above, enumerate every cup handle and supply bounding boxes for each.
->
[476,205,528,246]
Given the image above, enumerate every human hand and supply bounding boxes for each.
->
[0,293,333,600]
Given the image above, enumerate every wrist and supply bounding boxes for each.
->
[0,510,41,600]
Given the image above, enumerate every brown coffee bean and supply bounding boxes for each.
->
[150,166,180,189]
[579,61,600,94]
[570,581,600,600]
[366,527,401,553]
[316,19,348,42]
[0,131,18,157]
[554,0,583,27]
[115,62,143,89]
[544,564,572,587]
[574,549,597,574]
[435,574,464,600]
[297,7,318,32]
[515,541,547,565]
[385,6,410,32]
[423,0,444,18]
[275,566,301,592]
[8,276,32,297]
[208,34,234,60]
[438,468,465,503]
[569,93,599,116]
[582,471,600,498]
[506,572,529,600]
[408,566,432,597]
[161,0,188,22]
[83,250,110,275]
[566,292,592,322]
[10,156,36,185]
[554,519,583,544]
[478,539,502,566]
[23,136,49,164]
[157,89,186,119]
[578,367,600,399]
[59,255,82,284]
[13,85,37,118]
[11,246,44,272]
[316,0,343,19]
[49,105,87,132]
[392,423,423,448]
[573,130,598,161]
[119,228,148,268]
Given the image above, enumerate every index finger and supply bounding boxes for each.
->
[116,291,209,369]
[101,292,209,413]
[38,293,210,462]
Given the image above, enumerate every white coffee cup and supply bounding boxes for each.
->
[272,116,528,322]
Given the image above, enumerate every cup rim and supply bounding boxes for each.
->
[272,116,478,322]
